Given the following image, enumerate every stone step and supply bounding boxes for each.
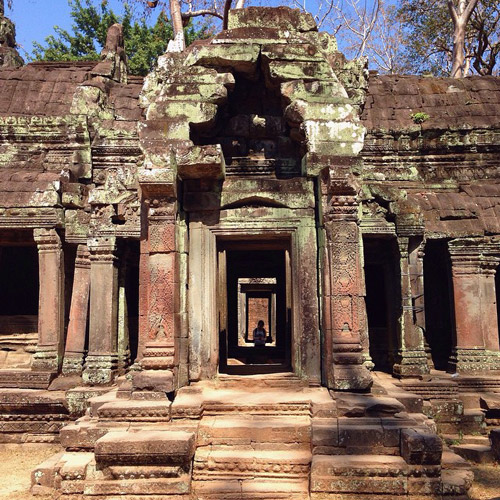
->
[216,373,308,390]
[480,393,500,417]
[95,430,196,467]
[0,388,70,443]
[391,391,424,413]
[198,415,311,447]
[193,447,311,480]
[172,383,335,419]
[96,400,172,422]
[172,390,312,418]
[31,450,66,495]
[398,379,459,400]
[313,416,431,456]
[338,417,411,455]
[441,449,470,470]
[441,468,474,496]
[335,393,405,417]
[88,391,118,417]
[442,433,491,446]
[61,417,128,450]
[311,454,409,495]
[76,475,191,496]
[203,399,311,416]
[451,443,494,463]
[61,415,199,451]
[192,478,309,500]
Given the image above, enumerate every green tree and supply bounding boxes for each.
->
[397,0,500,76]
[32,0,209,75]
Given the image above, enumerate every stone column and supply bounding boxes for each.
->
[117,247,131,372]
[83,237,119,384]
[62,245,90,375]
[412,242,434,369]
[481,257,500,353]
[32,228,65,372]
[133,198,179,393]
[448,239,500,372]
[393,237,429,377]
[322,191,372,391]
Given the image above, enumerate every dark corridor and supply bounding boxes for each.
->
[219,245,291,375]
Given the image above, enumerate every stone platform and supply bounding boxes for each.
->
[31,373,472,499]
[0,388,70,444]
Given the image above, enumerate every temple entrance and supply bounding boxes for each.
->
[218,240,292,375]
[0,244,39,368]
[423,240,455,370]
[363,237,400,372]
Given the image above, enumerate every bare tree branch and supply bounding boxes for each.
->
[181,8,224,20]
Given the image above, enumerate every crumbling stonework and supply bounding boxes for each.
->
[0,4,498,499]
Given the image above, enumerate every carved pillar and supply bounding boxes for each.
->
[32,229,65,372]
[448,239,500,372]
[481,257,500,353]
[133,198,179,392]
[414,242,434,369]
[117,246,131,372]
[322,188,372,391]
[62,245,90,375]
[393,237,429,377]
[83,237,119,384]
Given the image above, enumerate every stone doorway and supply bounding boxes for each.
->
[423,240,455,370]
[218,242,292,375]
[363,238,400,372]
[0,244,39,369]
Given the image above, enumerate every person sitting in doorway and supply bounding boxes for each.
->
[253,320,267,347]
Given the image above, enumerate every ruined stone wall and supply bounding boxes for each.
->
[0,4,499,392]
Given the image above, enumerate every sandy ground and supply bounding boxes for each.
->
[0,444,498,499]
[0,443,61,500]
[469,463,500,500]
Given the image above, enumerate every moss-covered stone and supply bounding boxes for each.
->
[227,6,316,32]
[267,60,336,82]
[184,44,260,74]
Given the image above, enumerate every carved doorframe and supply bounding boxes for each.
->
[187,220,321,384]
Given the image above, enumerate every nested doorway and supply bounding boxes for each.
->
[217,240,292,375]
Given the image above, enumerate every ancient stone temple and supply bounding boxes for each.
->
[0,2,499,498]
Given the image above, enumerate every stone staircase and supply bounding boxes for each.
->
[191,396,314,498]
[31,373,474,499]
[394,371,500,466]
[178,373,331,499]
[32,386,197,498]
[310,389,472,499]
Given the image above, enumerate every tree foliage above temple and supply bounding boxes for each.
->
[31,0,210,75]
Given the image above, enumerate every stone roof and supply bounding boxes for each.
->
[362,75,500,132]
[0,61,95,115]
[109,75,144,121]
[409,182,500,237]
[0,62,144,118]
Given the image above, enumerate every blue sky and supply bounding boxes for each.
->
[7,0,131,59]
[6,0,356,61]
